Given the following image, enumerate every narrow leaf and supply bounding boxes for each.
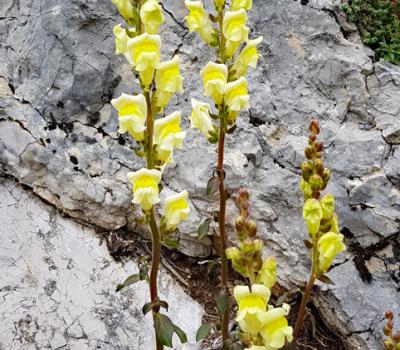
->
[142,302,153,315]
[197,218,212,240]
[173,324,188,344]
[159,300,169,311]
[115,274,140,292]
[154,314,174,347]
[216,292,229,315]
[317,274,335,285]
[195,323,214,342]
[161,237,179,249]
[206,176,220,198]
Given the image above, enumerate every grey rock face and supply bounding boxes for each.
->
[0,179,203,349]
[1,0,400,349]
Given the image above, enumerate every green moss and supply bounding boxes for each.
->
[342,0,400,65]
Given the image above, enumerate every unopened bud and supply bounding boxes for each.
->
[384,339,394,350]
[309,119,320,135]
[245,220,257,237]
[393,333,400,343]
[241,201,249,212]
[301,161,313,181]
[238,188,249,200]
[235,216,245,231]
[309,135,316,142]
[322,168,331,189]
[386,311,394,320]
[305,146,313,160]
[313,158,324,176]
[395,343,400,350]
[388,320,394,329]
[309,174,323,191]
[316,142,323,152]
[384,325,393,336]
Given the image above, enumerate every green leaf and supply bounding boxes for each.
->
[317,274,335,285]
[161,237,179,249]
[115,274,140,292]
[173,324,187,344]
[159,299,169,311]
[154,314,174,347]
[197,218,212,240]
[142,302,153,315]
[195,323,214,342]
[206,176,220,198]
[216,291,229,315]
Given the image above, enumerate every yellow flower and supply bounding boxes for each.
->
[245,347,267,350]
[231,36,263,78]
[127,33,161,89]
[154,111,186,163]
[256,257,277,289]
[320,194,335,220]
[224,77,249,112]
[301,178,312,198]
[329,213,339,234]
[127,168,161,211]
[317,232,346,273]
[200,62,228,105]
[140,0,165,34]
[163,190,190,230]
[154,56,184,110]
[112,0,135,22]
[234,284,271,335]
[214,0,225,11]
[222,10,249,57]
[189,99,213,138]
[231,0,252,11]
[259,304,293,350]
[185,0,218,46]
[303,198,322,239]
[111,93,147,141]
[113,24,128,55]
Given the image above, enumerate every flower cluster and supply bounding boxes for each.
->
[301,120,345,274]
[384,311,400,350]
[185,0,263,140]
[227,189,293,349]
[111,0,189,232]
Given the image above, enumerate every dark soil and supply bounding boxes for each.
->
[99,228,344,350]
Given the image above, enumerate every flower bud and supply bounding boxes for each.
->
[384,325,393,336]
[386,311,394,320]
[388,320,394,329]
[304,146,313,160]
[316,141,323,152]
[245,219,257,237]
[393,333,400,343]
[301,178,313,199]
[309,174,323,191]
[384,339,394,350]
[303,198,323,239]
[320,194,335,219]
[309,135,316,142]
[239,187,250,200]
[322,168,331,189]
[309,119,320,135]
[313,158,324,176]
[301,161,313,181]
[236,216,245,231]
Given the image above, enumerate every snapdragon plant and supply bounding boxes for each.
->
[292,120,346,344]
[384,310,400,350]
[111,0,190,348]
[184,0,263,346]
[227,189,293,350]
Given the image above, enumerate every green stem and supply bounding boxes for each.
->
[217,8,230,348]
[292,241,318,342]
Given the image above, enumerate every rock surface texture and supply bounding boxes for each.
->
[0,0,399,349]
[0,179,203,349]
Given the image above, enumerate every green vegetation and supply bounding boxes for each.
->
[342,0,400,65]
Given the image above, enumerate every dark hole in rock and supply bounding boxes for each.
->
[56,101,64,108]
[69,155,79,165]
[88,111,100,125]
[46,138,51,143]
[73,166,79,171]
[118,135,126,145]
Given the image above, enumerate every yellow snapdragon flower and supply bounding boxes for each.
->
[140,0,165,34]
[320,194,335,220]
[154,56,184,110]
[256,257,277,289]
[224,77,249,112]
[154,111,186,163]
[127,33,161,89]
[259,304,293,350]
[246,347,267,350]
[317,232,346,273]
[234,284,271,335]
[127,168,161,211]
[189,99,213,138]
[303,198,323,239]
[163,190,190,230]
[185,0,218,46]
[231,36,263,78]
[200,62,228,105]
[111,93,147,142]
[222,10,249,57]
[231,0,252,11]
[112,0,135,23]
[113,24,128,55]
